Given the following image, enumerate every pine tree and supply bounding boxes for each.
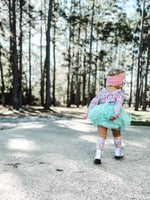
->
[0,45,5,105]
[135,0,146,111]
[44,0,53,109]
[143,28,150,110]
[11,0,19,110]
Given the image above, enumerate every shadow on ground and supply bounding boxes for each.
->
[0,115,150,200]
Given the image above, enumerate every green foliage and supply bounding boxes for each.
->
[0,0,149,109]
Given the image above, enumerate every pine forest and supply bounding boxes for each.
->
[0,0,150,111]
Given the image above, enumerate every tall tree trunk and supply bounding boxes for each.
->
[28,0,32,104]
[75,73,79,107]
[9,0,13,103]
[75,0,81,108]
[67,24,71,107]
[88,0,95,105]
[12,0,19,110]
[52,1,56,106]
[9,0,12,61]
[69,2,75,106]
[93,31,98,96]
[40,1,44,106]
[19,0,23,108]
[70,74,74,105]
[82,27,87,106]
[0,45,5,105]
[135,0,145,111]
[129,40,135,107]
[143,29,150,110]
[139,69,144,106]
[44,0,53,109]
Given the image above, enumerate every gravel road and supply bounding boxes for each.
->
[0,115,150,200]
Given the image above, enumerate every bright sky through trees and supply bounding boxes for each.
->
[119,0,137,17]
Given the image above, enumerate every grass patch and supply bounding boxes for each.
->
[128,109,150,126]
[131,121,150,126]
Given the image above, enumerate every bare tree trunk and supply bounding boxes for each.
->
[0,45,5,105]
[143,28,150,110]
[40,1,44,106]
[70,74,74,105]
[93,30,98,96]
[75,73,79,107]
[75,0,81,108]
[9,0,12,62]
[12,0,19,110]
[82,27,87,106]
[69,1,75,106]
[28,0,32,104]
[88,0,95,105]
[67,24,71,107]
[9,0,13,104]
[139,69,144,106]
[135,0,145,111]
[19,0,23,108]
[52,1,56,106]
[129,40,135,107]
[44,0,53,109]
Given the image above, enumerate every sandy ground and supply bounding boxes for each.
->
[0,114,150,200]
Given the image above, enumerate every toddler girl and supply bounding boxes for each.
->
[86,69,131,164]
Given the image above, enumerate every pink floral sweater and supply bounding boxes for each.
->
[87,88,124,118]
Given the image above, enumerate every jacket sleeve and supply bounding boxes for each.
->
[86,89,103,116]
[112,90,124,118]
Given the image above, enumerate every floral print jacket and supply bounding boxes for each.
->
[87,88,124,118]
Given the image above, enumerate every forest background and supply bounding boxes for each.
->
[0,0,150,113]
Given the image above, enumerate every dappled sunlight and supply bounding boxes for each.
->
[17,122,46,129]
[57,124,66,128]
[11,152,29,159]
[7,138,38,151]
[125,140,146,148]
[55,119,96,133]
[0,123,16,130]
[79,135,97,143]
[0,172,29,199]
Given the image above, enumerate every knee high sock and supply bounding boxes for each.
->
[95,137,105,159]
[114,137,123,156]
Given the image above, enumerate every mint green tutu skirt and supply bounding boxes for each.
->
[88,103,131,129]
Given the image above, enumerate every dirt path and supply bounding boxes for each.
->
[0,115,150,200]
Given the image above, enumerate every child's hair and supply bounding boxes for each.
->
[108,68,125,76]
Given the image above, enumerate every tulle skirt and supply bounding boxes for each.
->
[88,103,131,129]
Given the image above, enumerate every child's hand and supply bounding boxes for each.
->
[109,116,116,121]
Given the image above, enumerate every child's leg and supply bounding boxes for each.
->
[94,126,107,164]
[112,129,124,158]
[98,125,107,139]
